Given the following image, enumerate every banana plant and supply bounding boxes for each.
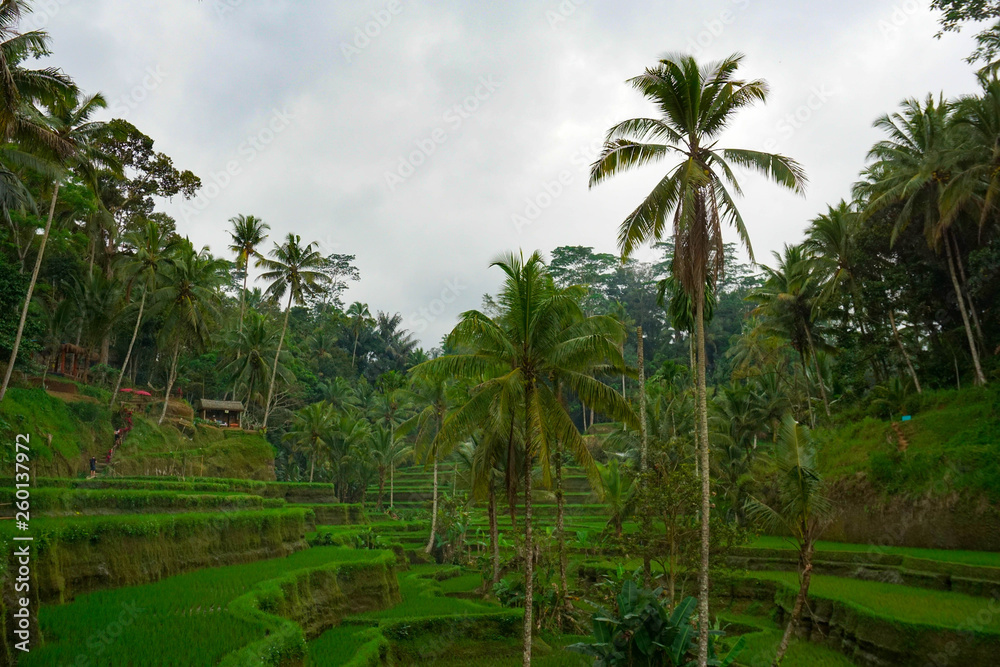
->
[569,580,745,666]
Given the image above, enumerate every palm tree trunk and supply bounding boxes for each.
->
[637,325,648,471]
[377,470,385,511]
[352,335,359,368]
[425,455,439,553]
[158,340,181,425]
[522,398,535,667]
[263,291,293,426]
[390,463,395,508]
[638,325,652,586]
[238,261,249,333]
[888,309,922,394]
[489,479,500,587]
[797,353,816,428]
[690,334,699,478]
[695,289,711,667]
[944,236,986,385]
[309,450,316,483]
[555,439,567,600]
[948,231,986,352]
[0,181,60,403]
[772,540,815,666]
[111,287,146,409]
[804,328,830,417]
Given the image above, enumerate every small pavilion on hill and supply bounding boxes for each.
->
[193,399,244,428]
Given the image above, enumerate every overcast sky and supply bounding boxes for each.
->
[39,0,979,347]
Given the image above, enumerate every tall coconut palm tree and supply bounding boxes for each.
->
[152,242,225,424]
[257,233,328,426]
[227,214,270,333]
[589,53,807,664]
[748,415,831,667]
[111,220,176,408]
[0,90,120,402]
[0,1,74,142]
[855,95,986,385]
[284,402,336,483]
[347,301,372,369]
[413,251,636,667]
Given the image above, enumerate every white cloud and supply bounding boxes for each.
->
[40,0,979,345]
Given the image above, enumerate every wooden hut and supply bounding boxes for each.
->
[49,343,100,381]
[193,399,244,428]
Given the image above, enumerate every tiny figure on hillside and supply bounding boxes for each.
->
[89,455,96,478]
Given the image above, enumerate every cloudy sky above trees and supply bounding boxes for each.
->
[41,0,978,346]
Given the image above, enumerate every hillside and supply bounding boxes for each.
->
[0,386,276,480]
[813,384,1000,550]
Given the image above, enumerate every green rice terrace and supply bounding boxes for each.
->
[3,1,1000,665]
[1,382,999,666]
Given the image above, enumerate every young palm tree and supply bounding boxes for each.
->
[222,310,292,427]
[599,456,635,536]
[589,53,806,664]
[855,95,986,385]
[399,372,453,554]
[751,246,833,422]
[748,415,831,667]
[284,402,336,483]
[111,220,176,408]
[328,411,372,501]
[414,251,635,667]
[346,301,372,369]
[152,242,225,424]
[57,268,123,370]
[319,376,359,414]
[257,233,328,426]
[373,384,411,508]
[0,91,120,402]
[368,423,411,510]
[227,214,270,333]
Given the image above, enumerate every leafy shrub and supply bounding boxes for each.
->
[569,580,744,666]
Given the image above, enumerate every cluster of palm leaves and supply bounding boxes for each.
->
[281,374,414,505]
[0,0,122,401]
